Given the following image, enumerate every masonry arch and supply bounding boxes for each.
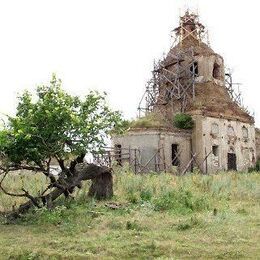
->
[227,147,237,171]
[213,62,221,79]
[242,126,249,139]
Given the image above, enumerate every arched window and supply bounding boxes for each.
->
[242,126,248,139]
[211,123,219,135]
[227,125,235,136]
[213,63,221,79]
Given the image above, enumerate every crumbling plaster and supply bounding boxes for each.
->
[192,115,256,172]
[196,54,225,84]
[256,128,260,160]
[112,129,191,172]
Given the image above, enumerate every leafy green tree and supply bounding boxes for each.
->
[0,74,125,216]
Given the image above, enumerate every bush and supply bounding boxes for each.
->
[256,160,260,171]
[173,113,194,129]
[248,160,260,172]
[140,189,153,201]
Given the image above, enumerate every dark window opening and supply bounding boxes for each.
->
[190,62,198,77]
[115,144,122,166]
[213,63,221,79]
[212,145,219,156]
[171,144,180,166]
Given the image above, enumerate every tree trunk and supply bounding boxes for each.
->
[7,163,112,219]
[88,170,113,199]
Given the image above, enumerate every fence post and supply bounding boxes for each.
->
[134,149,137,174]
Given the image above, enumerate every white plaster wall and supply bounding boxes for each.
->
[112,130,160,171]
[112,118,256,173]
[112,130,191,172]
[163,133,191,171]
[200,116,256,172]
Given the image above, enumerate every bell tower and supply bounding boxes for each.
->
[138,10,252,124]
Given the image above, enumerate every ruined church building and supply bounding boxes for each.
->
[112,11,260,174]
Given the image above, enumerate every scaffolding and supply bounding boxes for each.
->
[138,10,253,118]
[172,11,209,47]
[92,146,177,174]
[92,145,216,175]
[225,70,254,116]
[138,61,252,118]
[138,10,207,117]
[138,48,197,117]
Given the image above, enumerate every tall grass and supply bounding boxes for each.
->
[0,171,47,212]
[0,168,259,215]
[113,170,259,214]
[0,169,259,259]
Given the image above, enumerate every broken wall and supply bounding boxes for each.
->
[112,129,191,172]
[192,115,256,172]
[256,128,260,160]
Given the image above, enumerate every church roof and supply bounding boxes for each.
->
[187,82,254,123]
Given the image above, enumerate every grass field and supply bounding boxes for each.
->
[0,168,259,259]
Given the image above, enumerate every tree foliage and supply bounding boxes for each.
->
[173,113,194,129]
[0,74,123,168]
[0,75,125,216]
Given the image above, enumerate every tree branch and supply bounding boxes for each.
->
[0,171,40,208]
[7,163,111,218]
[69,153,85,173]
[54,155,66,171]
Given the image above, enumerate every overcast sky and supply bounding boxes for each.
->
[0,0,259,127]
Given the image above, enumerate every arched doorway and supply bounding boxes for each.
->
[227,147,237,171]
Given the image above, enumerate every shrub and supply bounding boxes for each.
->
[173,113,194,129]
[111,119,130,135]
[248,160,260,172]
[140,189,153,201]
[256,160,260,171]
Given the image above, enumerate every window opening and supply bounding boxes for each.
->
[213,63,221,79]
[171,144,180,166]
[115,144,122,166]
[190,62,198,77]
[212,145,219,156]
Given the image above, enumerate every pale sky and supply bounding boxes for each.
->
[0,0,259,127]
